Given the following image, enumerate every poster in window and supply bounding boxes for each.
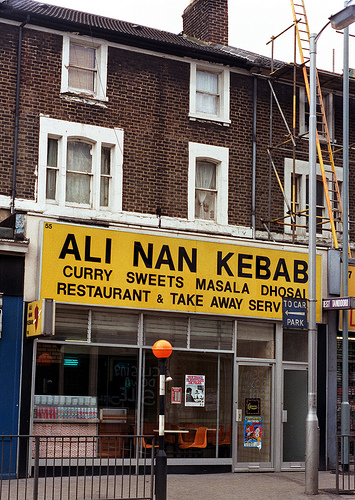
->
[244,416,263,449]
[185,375,205,407]
[171,387,182,404]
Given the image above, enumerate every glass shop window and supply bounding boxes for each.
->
[34,343,138,435]
[283,329,308,362]
[141,350,233,459]
[237,322,275,359]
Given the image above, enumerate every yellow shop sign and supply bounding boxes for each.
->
[40,222,322,320]
[26,298,55,337]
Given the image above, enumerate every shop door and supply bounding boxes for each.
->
[234,363,273,470]
[282,368,307,469]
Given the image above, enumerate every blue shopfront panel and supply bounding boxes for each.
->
[0,295,23,476]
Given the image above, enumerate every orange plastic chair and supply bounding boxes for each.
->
[142,423,159,449]
[164,423,179,445]
[219,425,230,446]
[179,427,208,450]
[142,437,159,449]
[180,423,196,443]
[177,427,190,447]
[208,425,224,446]
[133,425,158,449]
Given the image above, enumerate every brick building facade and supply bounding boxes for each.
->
[0,0,354,474]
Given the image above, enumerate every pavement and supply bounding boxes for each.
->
[3,468,355,499]
[165,471,355,499]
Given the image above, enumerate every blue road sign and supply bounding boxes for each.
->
[283,299,308,329]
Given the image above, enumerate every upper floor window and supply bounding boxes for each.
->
[61,36,108,101]
[100,146,111,207]
[39,117,123,216]
[189,62,230,124]
[69,43,96,94]
[46,138,58,200]
[65,140,93,204]
[195,160,217,221]
[188,142,229,225]
[299,87,334,142]
[284,158,342,238]
[306,178,327,234]
[196,71,219,115]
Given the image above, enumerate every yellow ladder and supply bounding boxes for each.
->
[290,0,344,249]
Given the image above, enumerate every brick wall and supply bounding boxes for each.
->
[0,24,19,199]
[1,20,353,239]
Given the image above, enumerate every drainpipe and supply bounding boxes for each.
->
[12,17,29,214]
[251,76,257,238]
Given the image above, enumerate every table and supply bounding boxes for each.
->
[154,429,189,451]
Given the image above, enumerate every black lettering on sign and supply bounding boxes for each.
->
[85,236,100,263]
[294,260,308,283]
[155,245,175,270]
[178,247,197,273]
[255,256,271,280]
[273,258,290,282]
[217,252,234,276]
[170,292,203,306]
[59,234,81,260]
[237,254,252,278]
[133,242,197,272]
[59,234,112,264]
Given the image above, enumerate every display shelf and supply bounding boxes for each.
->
[34,418,99,423]
[33,395,98,422]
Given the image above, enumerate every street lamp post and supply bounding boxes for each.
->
[306,32,319,495]
[152,340,173,500]
[306,4,355,492]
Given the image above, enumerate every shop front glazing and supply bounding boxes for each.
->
[33,305,233,460]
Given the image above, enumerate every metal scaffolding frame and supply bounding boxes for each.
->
[264,0,349,253]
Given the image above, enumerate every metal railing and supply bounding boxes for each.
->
[336,434,355,494]
[0,435,155,500]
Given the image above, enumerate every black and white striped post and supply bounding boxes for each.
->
[152,339,172,500]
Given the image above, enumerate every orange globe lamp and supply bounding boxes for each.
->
[152,340,172,359]
[38,353,53,366]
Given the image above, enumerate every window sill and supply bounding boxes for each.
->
[38,204,119,222]
[46,201,113,213]
[188,217,229,228]
[298,132,336,144]
[60,91,108,107]
[189,114,231,127]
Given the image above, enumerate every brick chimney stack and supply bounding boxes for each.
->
[182,0,228,46]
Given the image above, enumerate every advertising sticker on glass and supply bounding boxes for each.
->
[245,398,261,416]
[244,416,263,449]
[185,375,205,407]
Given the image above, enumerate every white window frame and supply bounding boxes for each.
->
[299,87,334,142]
[189,62,230,124]
[61,35,108,101]
[38,116,123,216]
[284,158,343,237]
[188,142,229,225]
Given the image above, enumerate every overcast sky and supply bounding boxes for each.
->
[42,0,353,73]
